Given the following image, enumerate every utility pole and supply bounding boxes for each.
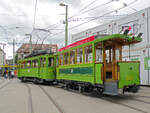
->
[8,41,23,65]
[59,3,68,46]
[13,39,15,65]
[65,5,68,46]
[25,34,32,53]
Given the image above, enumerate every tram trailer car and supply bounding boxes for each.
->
[56,34,142,95]
[17,52,56,83]
[17,34,142,95]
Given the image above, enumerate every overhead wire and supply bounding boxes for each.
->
[68,0,99,19]
[44,0,110,30]
[119,0,138,12]
[70,0,112,18]
[33,0,112,42]
[45,0,138,42]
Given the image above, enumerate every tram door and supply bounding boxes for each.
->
[103,42,122,82]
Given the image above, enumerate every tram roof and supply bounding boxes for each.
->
[57,34,142,54]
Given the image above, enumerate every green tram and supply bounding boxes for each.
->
[17,50,56,83]
[56,34,142,95]
[17,33,142,95]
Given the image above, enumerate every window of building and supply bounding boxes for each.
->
[77,48,83,64]
[70,50,75,64]
[48,57,54,67]
[64,52,69,65]
[59,54,63,65]
[85,46,93,63]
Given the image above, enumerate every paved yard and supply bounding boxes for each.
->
[0,78,150,113]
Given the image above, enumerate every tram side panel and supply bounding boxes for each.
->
[118,62,140,89]
[56,63,95,85]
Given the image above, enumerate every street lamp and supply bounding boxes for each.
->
[59,3,68,46]
[25,34,32,53]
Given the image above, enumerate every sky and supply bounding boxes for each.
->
[0,0,150,59]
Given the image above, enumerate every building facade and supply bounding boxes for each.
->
[72,7,150,85]
[0,48,6,65]
[16,44,58,60]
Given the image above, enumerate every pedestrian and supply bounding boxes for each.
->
[4,70,7,79]
[8,71,11,79]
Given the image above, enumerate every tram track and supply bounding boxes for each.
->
[100,96,148,113]
[24,84,34,113]
[38,85,65,113]
[118,95,150,104]
[0,79,11,90]
[21,82,149,113]
[50,86,148,113]
[136,95,150,99]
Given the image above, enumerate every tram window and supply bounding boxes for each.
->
[70,50,75,64]
[106,49,112,63]
[116,48,120,61]
[23,62,27,68]
[64,52,69,65]
[59,54,63,65]
[77,48,83,64]
[85,46,93,63]
[96,48,102,62]
[56,57,59,66]
[40,58,43,67]
[27,61,31,68]
[48,57,54,66]
[32,60,38,68]
[40,58,46,67]
[43,58,46,67]
[21,63,24,68]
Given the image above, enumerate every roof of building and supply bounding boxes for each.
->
[16,44,58,53]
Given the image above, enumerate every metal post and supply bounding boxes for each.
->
[59,3,68,47]
[29,34,32,53]
[147,9,150,85]
[2,45,5,75]
[2,45,5,66]
[65,5,68,47]
[25,34,32,53]
[13,39,15,65]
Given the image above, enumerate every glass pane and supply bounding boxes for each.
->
[85,46,93,63]
[96,48,102,62]
[70,50,75,64]
[77,48,83,63]
[64,53,69,65]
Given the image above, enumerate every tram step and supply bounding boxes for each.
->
[103,82,118,95]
